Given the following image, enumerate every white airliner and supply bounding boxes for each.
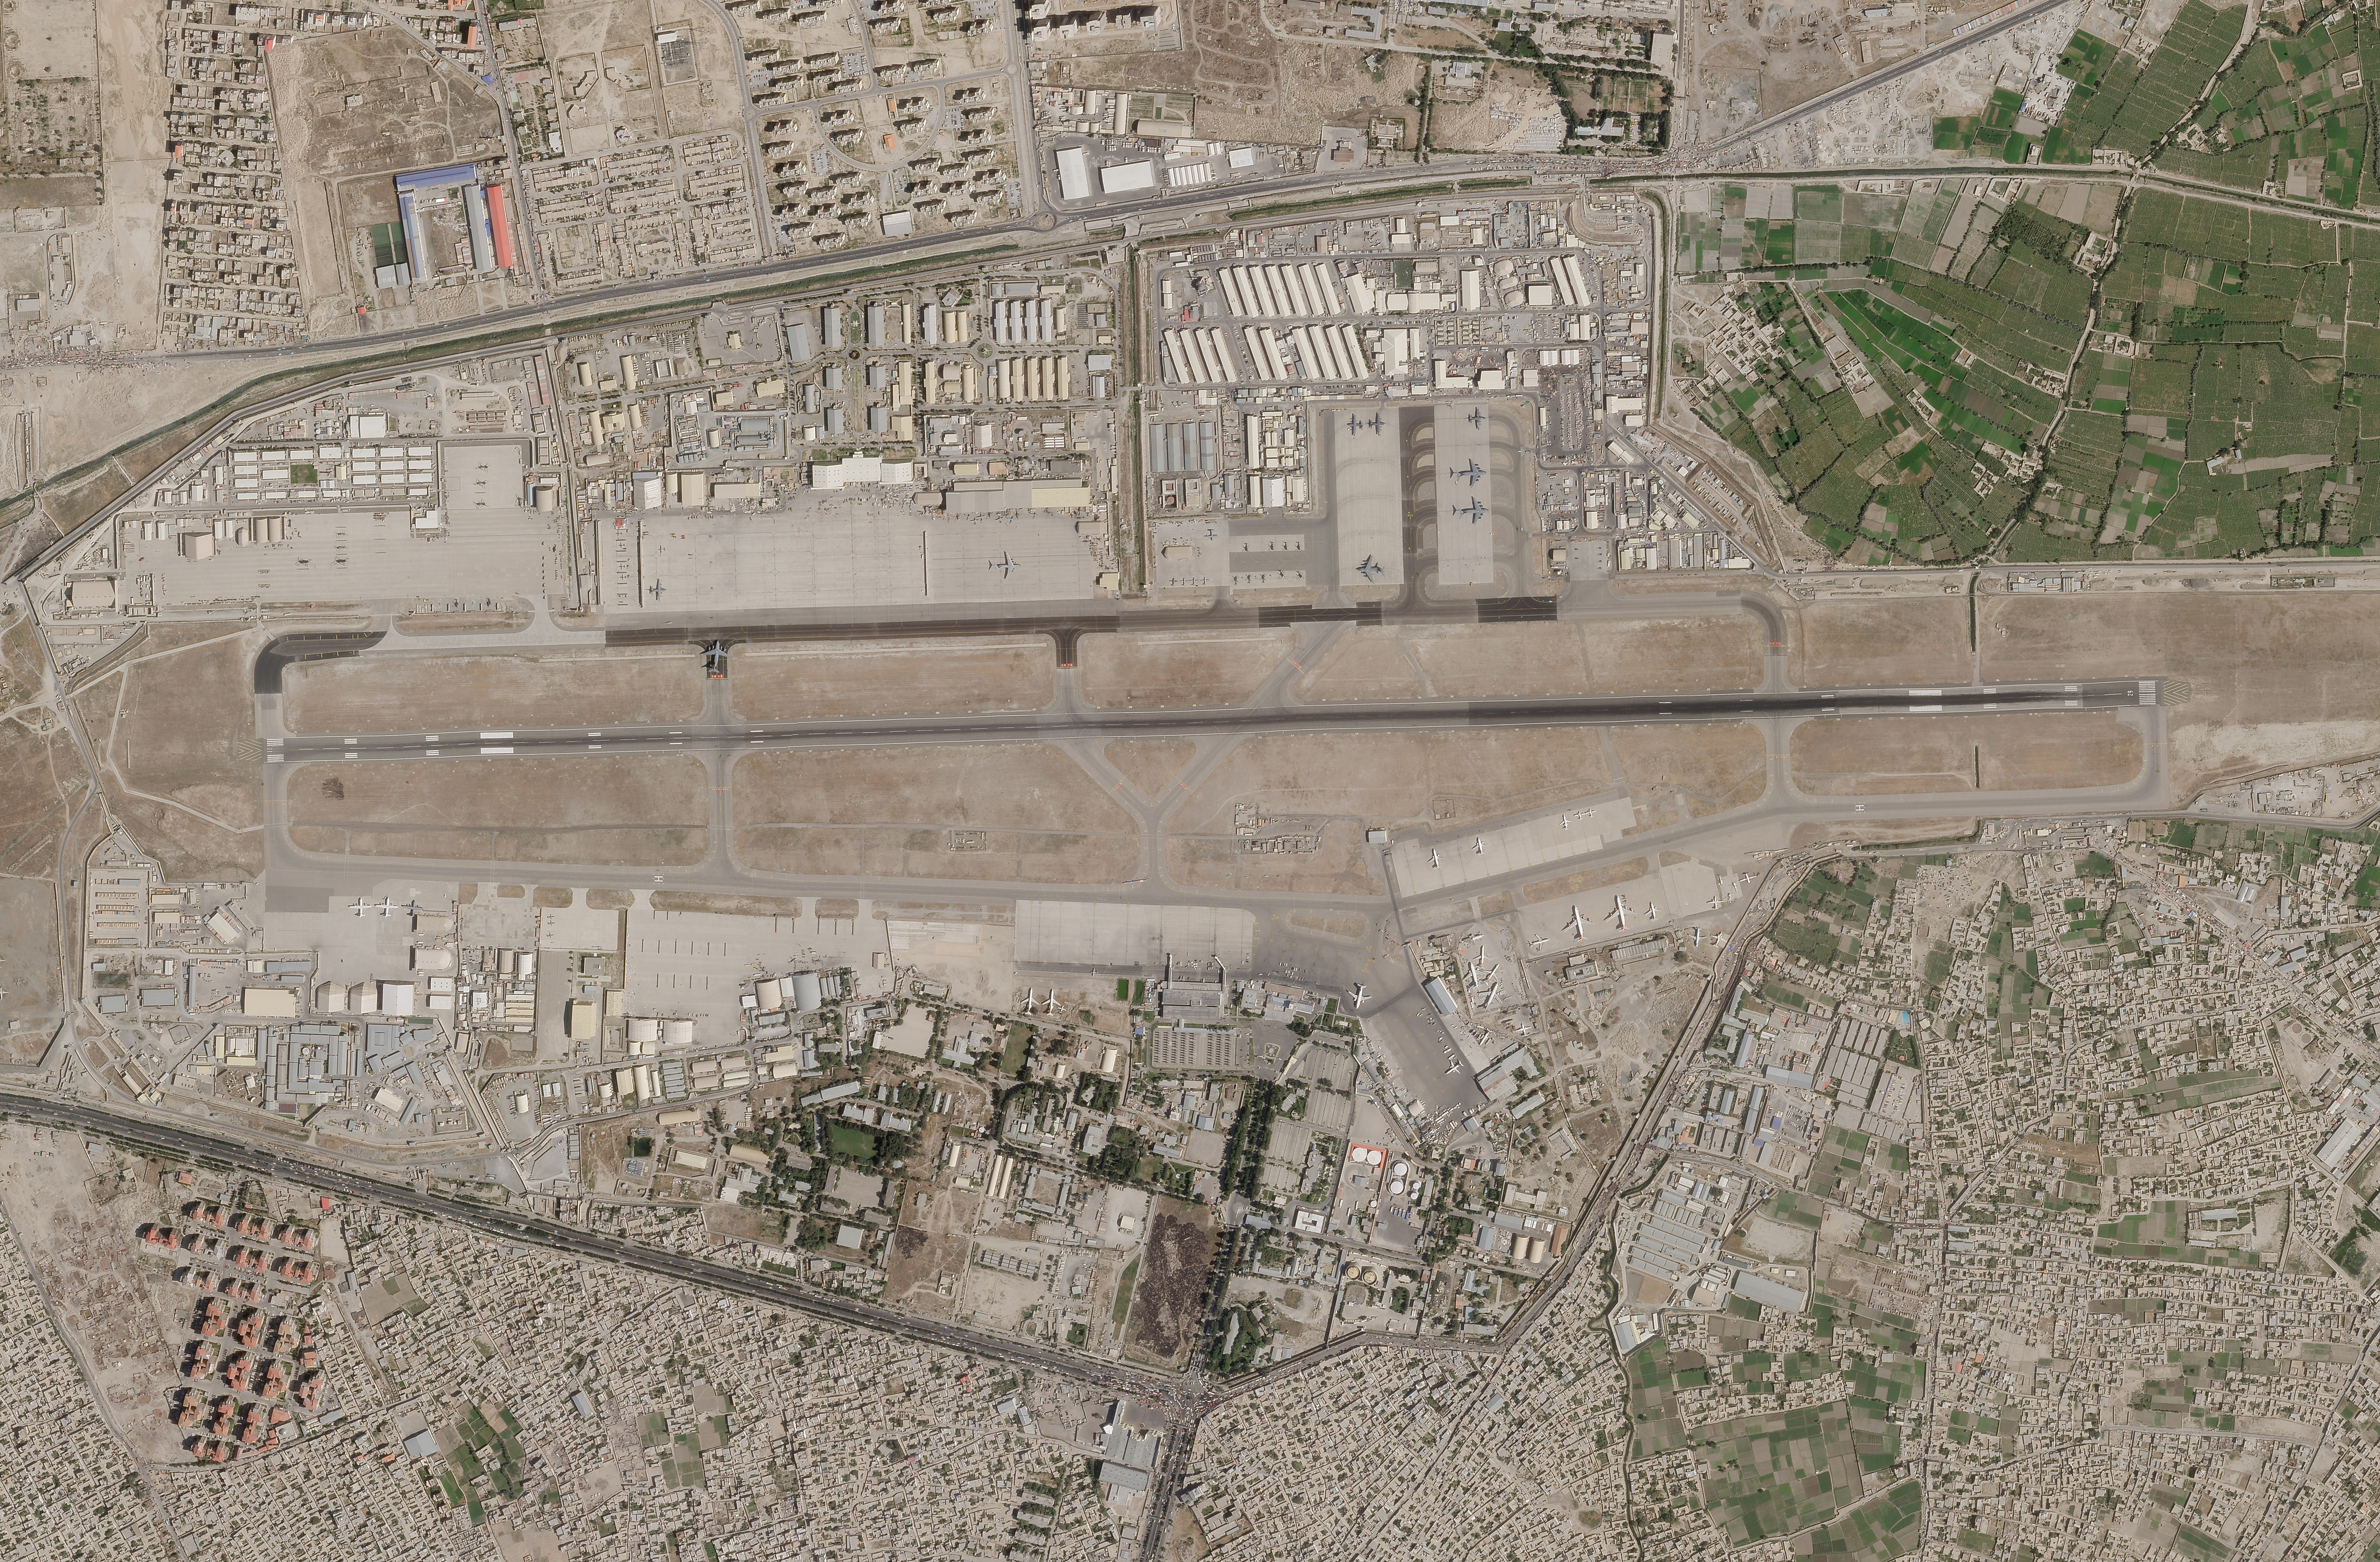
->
[1347,984,1370,1009]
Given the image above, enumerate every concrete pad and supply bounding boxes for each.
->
[614,499,1102,612]
[1514,858,1736,947]
[1326,405,1403,587]
[1388,792,1639,897]
[1434,402,1495,586]
[1013,901,1255,969]
[126,505,557,608]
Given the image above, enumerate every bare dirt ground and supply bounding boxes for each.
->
[732,745,1140,883]
[283,649,706,733]
[1576,616,1764,694]
[1037,0,1422,145]
[268,25,507,334]
[1078,629,1293,709]
[287,755,709,864]
[1104,738,1195,799]
[0,1129,185,1461]
[1294,617,1762,701]
[1608,723,1770,817]
[883,1183,979,1311]
[1787,596,1974,688]
[1125,1198,1215,1369]
[0,614,87,881]
[731,638,1054,721]
[74,626,262,878]
[0,709,90,878]
[648,891,803,916]
[1522,857,1650,904]
[1790,816,1977,847]
[1790,712,2144,795]
[1165,819,1378,896]
[0,878,66,1054]
[1981,592,2380,797]
[1428,63,1568,153]
[1172,730,1615,836]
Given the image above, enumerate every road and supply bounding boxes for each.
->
[1698,0,2073,153]
[1215,847,1815,1398]
[0,1090,1172,1399]
[268,681,2155,765]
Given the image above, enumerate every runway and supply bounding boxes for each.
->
[268,680,2158,763]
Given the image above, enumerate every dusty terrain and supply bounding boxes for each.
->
[1428,63,1568,153]
[1104,738,1196,799]
[0,707,89,878]
[731,744,1139,883]
[1078,630,1293,709]
[0,1129,186,1461]
[73,626,261,878]
[1165,820,1380,896]
[268,25,509,334]
[283,649,706,732]
[287,755,709,864]
[1173,730,1615,836]
[1608,723,1770,817]
[1293,616,1763,701]
[1980,592,2380,797]
[0,876,65,1059]
[1522,857,1651,904]
[1036,0,1422,146]
[1790,712,2144,795]
[1787,595,1973,688]
[730,638,1054,721]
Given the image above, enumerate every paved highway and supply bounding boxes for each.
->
[268,681,2156,765]
[1210,846,1818,1408]
[0,1091,1172,1401]
[1699,0,2072,153]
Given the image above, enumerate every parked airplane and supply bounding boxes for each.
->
[1610,895,1631,928]
[990,552,1019,578]
[1456,498,1486,524]
[647,579,666,600]
[1347,984,1370,1008]
[1466,407,1486,428]
[1363,411,1385,433]
[1481,982,1500,1007]
[1566,905,1588,940]
[1355,554,1386,583]
[1450,459,1485,486]
[1472,836,1485,855]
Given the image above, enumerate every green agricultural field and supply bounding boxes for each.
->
[2094,1200,2266,1267]
[2164,19,2369,206]
[1691,150,2380,560]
